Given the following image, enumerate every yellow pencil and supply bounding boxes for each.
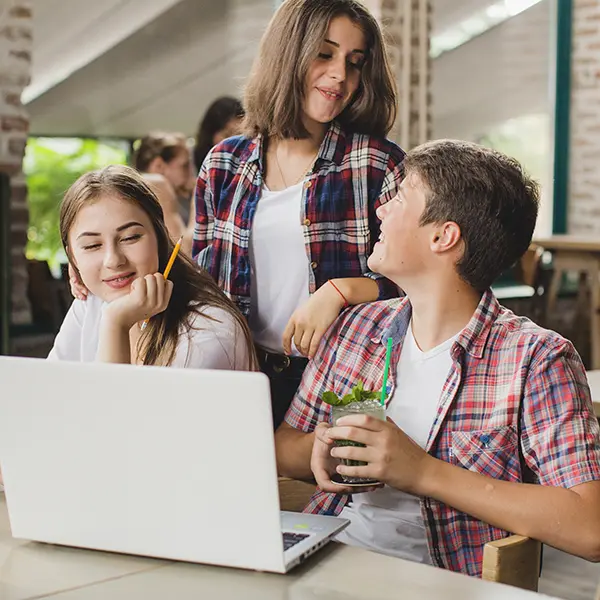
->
[140,235,183,331]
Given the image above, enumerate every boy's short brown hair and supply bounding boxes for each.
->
[405,140,540,291]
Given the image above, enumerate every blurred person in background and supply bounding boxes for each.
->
[193,96,244,173]
[188,97,244,232]
[134,132,195,247]
[193,0,404,428]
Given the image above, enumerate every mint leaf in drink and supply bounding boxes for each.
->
[341,392,356,405]
[322,391,341,406]
[324,383,385,406]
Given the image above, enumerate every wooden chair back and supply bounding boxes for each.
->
[517,244,544,288]
[514,244,552,326]
[482,535,541,591]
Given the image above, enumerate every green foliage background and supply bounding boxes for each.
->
[24,138,129,269]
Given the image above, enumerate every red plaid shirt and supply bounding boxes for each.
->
[285,290,600,576]
[192,122,405,317]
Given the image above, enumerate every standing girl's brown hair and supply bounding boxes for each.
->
[60,165,256,369]
[244,0,397,139]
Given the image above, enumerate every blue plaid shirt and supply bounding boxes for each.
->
[192,122,405,317]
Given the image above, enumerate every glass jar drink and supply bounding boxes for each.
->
[331,399,385,484]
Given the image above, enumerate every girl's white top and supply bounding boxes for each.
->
[48,294,250,370]
[249,181,310,355]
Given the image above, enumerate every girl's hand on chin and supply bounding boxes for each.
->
[104,273,173,330]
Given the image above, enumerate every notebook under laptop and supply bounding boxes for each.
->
[0,356,349,573]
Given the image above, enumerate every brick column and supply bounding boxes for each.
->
[0,0,32,325]
[569,0,600,234]
[365,0,432,149]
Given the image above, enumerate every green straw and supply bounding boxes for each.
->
[380,337,393,406]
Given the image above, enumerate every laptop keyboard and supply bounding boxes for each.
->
[283,532,310,551]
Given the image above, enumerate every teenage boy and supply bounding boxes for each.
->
[275,140,600,576]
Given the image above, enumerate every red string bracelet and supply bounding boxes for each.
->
[329,280,349,308]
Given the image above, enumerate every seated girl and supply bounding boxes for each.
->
[49,165,255,370]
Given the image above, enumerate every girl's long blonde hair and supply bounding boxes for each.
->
[60,165,256,369]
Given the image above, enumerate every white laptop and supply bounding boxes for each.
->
[0,356,349,573]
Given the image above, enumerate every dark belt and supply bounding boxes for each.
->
[256,346,309,375]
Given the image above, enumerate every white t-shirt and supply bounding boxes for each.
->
[337,324,456,564]
[48,294,250,370]
[249,182,309,355]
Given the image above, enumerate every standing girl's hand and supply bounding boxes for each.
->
[282,281,346,358]
[104,274,173,330]
[68,263,89,301]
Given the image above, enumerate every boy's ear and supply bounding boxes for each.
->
[431,221,461,254]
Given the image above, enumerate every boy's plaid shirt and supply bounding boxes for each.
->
[192,122,405,317]
[285,290,600,576]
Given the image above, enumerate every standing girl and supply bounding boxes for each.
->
[193,0,404,427]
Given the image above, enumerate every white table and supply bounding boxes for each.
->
[0,496,557,600]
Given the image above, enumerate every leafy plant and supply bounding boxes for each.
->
[24,137,129,270]
[322,381,382,406]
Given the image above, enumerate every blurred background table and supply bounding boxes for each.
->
[534,236,600,369]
